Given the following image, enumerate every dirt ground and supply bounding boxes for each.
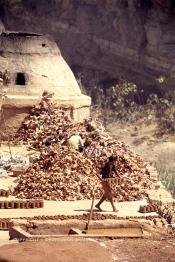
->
[107,122,175,176]
[0,238,174,262]
[0,239,113,262]
[102,238,175,262]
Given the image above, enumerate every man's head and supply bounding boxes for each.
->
[42,90,54,98]
[108,156,118,164]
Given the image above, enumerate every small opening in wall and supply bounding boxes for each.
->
[123,0,128,8]
[42,43,46,47]
[140,0,153,9]
[16,72,26,85]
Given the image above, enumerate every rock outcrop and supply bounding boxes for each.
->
[0,0,175,91]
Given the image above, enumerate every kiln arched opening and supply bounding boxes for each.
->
[16,72,26,85]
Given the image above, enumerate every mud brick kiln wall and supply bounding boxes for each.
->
[0,31,91,137]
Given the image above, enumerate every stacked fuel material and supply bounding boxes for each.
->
[13,95,157,201]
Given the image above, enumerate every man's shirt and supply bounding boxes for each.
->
[101,162,117,179]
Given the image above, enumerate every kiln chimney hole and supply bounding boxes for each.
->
[16,72,26,85]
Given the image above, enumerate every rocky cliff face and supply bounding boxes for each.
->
[0,0,175,93]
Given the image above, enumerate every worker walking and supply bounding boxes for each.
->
[0,72,3,87]
[3,70,10,86]
[95,156,119,212]
[68,133,84,152]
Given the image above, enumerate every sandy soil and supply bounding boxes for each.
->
[0,239,113,262]
[0,238,174,262]
[0,199,156,219]
[102,238,175,262]
[107,122,175,176]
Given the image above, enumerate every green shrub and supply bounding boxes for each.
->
[147,94,175,134]
[77,76,175,134]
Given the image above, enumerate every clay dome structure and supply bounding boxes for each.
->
[0,31,91,137]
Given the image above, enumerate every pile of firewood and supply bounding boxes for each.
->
[14,146,101,200]
[158,204,175,224]
[13,95,157,201]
